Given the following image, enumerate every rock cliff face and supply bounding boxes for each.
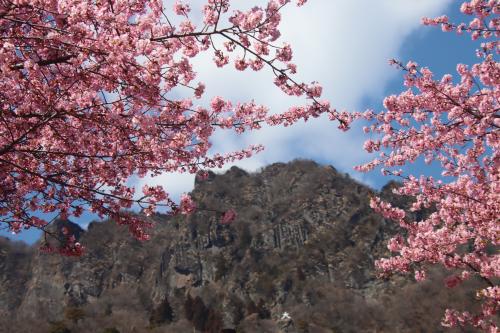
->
[0,160,480,333]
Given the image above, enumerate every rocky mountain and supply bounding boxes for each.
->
[0,160,482,333]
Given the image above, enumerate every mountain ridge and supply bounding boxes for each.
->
[0,160,480,333]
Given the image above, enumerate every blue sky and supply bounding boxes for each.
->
[2,1,481,244]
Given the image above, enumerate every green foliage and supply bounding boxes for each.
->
[149,297,173,325]
[184,294,195,322]
[184,294,223,333]
[185,295,207,330]
[257,299,270,319]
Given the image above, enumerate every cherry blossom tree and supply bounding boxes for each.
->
[356,1,499,331]
[0,0,351,255]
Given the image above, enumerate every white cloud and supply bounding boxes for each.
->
[135,0,452,198]
[134,172,197,203]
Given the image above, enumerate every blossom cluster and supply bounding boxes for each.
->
[0,0,338,253]
[356,2,499,330]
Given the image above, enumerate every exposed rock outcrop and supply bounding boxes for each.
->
[0,160,481,333]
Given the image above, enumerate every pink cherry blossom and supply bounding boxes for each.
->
[355,2,499,330]
[220,209,237,225]
[179,194,196,215]
[0,0,347,254]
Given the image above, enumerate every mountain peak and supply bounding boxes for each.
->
[0,161,478,333]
